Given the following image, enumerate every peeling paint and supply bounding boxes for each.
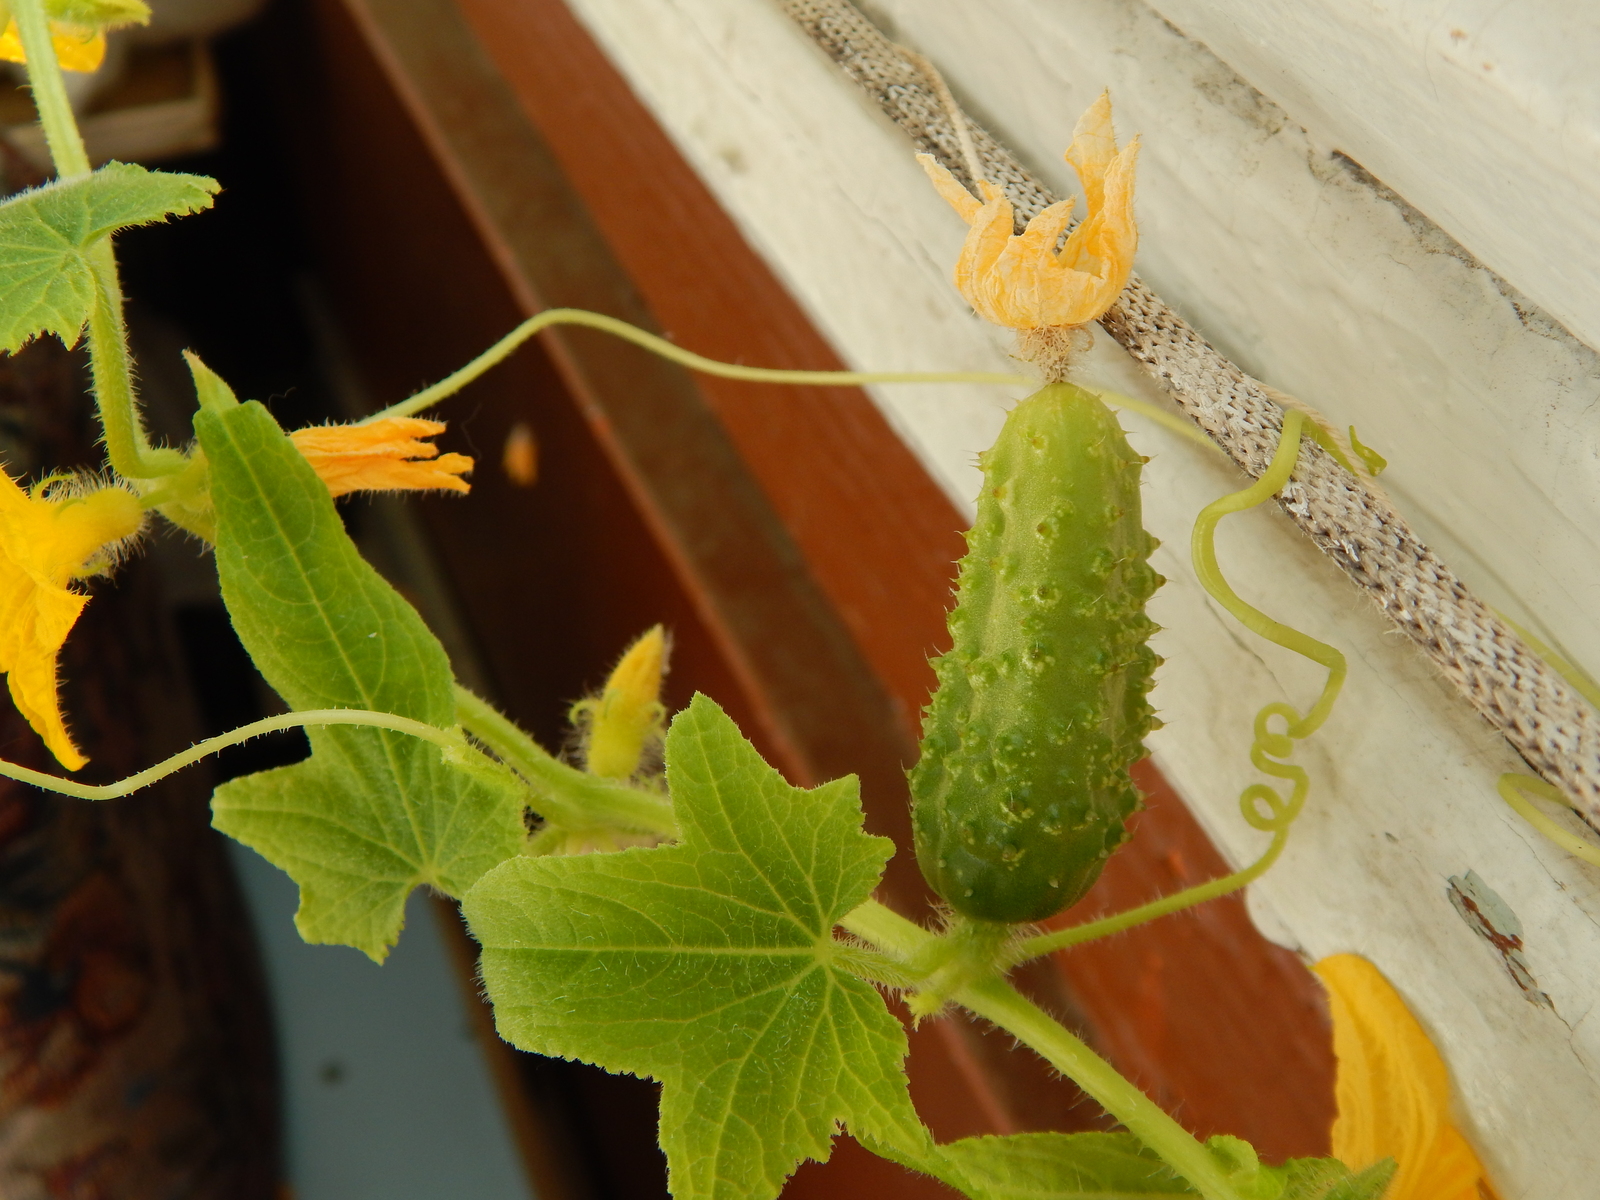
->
[1448,869,1554,1011]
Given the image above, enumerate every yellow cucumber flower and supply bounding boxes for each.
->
[0,469,142,770]
[1315,954,1499,1200]
[571,625,669,780]
[0,18,104,70]
[0,0,151,72]
[290,417,473,498]
[919,91,1139,331]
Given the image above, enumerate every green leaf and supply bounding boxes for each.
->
[0,162,216,354]
[47,0,151,28]
[196,400,525,961]
[463,694,928,1200]
[908,1131,1197,1198]
[878,1132,1393,1200]
[1280,1158,1394,1200]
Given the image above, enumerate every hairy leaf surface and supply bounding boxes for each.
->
[885,1132,1392,1200]
[913,1132,1193,1198]
[0,163,217,353]
[464,694,928,1200]
[198,401,524,960]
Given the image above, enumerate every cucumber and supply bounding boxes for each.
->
[911,383,1162,924]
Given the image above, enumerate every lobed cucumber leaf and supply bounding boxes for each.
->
[897,1131,1194,1198]
[463,694,929,1200]
[197,400,525,961]
[0,162,217,353]
[881,1131,1393,1200]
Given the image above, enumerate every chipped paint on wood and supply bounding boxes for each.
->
[1447,870,1554,1011]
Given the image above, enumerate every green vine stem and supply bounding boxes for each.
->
[454,685,678,838]
[10,0,90,177]
[839,898,1244,1200]
[86,240,189,478]
[13,5,184,480]
[361,306,1216,449]
[0,708,470,800]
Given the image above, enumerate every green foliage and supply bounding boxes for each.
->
[889,1132,1392,1200]
[1279,1158,1394,1200]
[196,400,526,961]
[0,163,216,354]
[912,382,1161,923]
[45,0,151,28]
[903,1131,1195,1198]
[463,694,929,1200]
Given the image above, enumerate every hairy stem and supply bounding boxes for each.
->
[0,709,467,800]
[454,685,678,838]
[839,898,1242,1200]
[958,978,1242,1200]
[10,0,89,177]
[13,8,182,480]
[86,242,187,478]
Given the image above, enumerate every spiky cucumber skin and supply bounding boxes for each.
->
[911,383,1162,924]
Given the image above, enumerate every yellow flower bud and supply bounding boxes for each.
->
[571,626,670,781]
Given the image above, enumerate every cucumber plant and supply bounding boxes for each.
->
[0,12,1489,1199]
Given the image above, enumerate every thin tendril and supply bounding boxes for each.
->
[364,308,1030,422]
[364,308,1223,469]
[0,710,463,800]
[1081,387,1224,453]
[1488,616,1600,864]
[1497,774,1600,868]
[1016,411,1346,963]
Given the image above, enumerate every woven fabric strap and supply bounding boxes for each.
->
[780,0,1600,826]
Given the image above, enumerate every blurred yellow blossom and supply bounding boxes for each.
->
[919,91,1138,331]
[0,470,142,770]
[0,18,105,71]
[1315,954,1499,1200]
[290,417,473,498]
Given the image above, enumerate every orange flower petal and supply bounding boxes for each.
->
[0,472,142,770]
[1315,955,1496,1200]
[920,92,1139,330]
[290,417,474,499]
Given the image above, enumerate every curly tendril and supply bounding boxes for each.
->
[1484,616,1600,867]
[1015,410,1345,964]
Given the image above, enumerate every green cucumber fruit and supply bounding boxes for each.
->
[911,382,1162,924]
